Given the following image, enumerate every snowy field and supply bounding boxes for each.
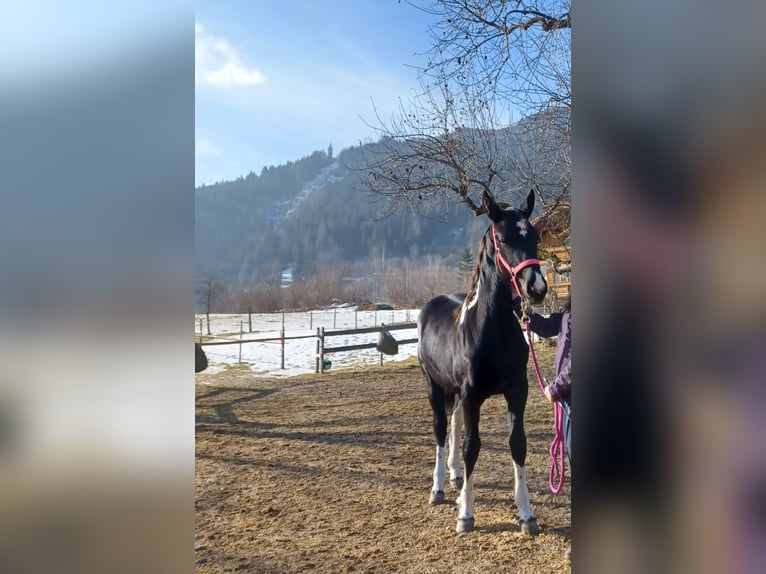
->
[195,307,420,377]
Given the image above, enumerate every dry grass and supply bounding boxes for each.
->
[196,345,570,573]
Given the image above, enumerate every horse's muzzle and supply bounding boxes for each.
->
[523,268,548,304]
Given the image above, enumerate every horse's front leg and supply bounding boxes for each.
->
[427,381,448,505]
[456,397,481,532]
[507,407,539,535]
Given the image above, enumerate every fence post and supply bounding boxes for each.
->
[319,327,325,373]
[310,310,313,330]
[238,321,243,363]
[206,313,211,335]
[315,327,320,373]
[248,307,252,332]
[199,318,203,336]
[391,310,395,324]
[374,308,378,326]
[280,329,285,370]
[354,310,358,329]
[333,308,337,329]
[282,310,285,332]
[380,352,383,367]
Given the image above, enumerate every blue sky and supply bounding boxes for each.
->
[195,1,437,186]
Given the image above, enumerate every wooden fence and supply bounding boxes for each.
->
[197,321,418,373]
[315,322,418,373]
[196,307,414,337]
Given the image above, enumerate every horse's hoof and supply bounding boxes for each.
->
[429,490,445,505]
[456,517,475,533]
[519,517,540,536]
[450,477,464,490]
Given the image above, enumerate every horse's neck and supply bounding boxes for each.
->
[470,253,516,334]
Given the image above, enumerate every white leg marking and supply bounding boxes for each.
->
[457,474,475,520]
[448,401,463,483]
[513,461,535,522]
[509,412,535,522]
[458,278,480,324]
[432,445,446,494]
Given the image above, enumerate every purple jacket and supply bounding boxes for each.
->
[527,309,571,403]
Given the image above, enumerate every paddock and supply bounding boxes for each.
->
[195,349,570,573]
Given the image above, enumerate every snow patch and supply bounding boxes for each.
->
[272,160,342,227]
[195,308,420,378]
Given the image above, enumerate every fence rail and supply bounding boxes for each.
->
[196,307,415,337]
[317,322,418,373]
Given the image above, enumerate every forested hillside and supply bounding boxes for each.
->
[196,145,477,288]
[195,111,568,296]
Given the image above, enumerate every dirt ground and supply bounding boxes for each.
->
[196,346,570,573]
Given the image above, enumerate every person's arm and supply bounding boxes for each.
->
[547,357,571,402]
[526,311,563,339]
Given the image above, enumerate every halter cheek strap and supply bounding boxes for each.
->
[491,225,540,299]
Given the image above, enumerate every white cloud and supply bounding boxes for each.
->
[195,22,264,87]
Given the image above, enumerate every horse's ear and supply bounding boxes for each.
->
[481,190,501,221]
[518,189,536,219]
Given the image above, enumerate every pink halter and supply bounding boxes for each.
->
[491,225,540,299]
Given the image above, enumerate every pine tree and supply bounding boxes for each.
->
[458,247,473,287]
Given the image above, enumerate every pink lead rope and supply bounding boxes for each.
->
[491,225,567,494]
[525,318,567,494]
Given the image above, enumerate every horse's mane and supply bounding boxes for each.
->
[454,232,488,323]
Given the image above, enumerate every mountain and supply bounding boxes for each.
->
[195,111,568,290]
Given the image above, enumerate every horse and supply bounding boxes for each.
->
[417,189,548,534]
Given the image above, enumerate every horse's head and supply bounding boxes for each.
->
[482,189,548,305]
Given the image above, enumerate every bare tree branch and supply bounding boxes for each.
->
[360,0,570,236]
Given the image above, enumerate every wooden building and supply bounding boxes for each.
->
[533,203,571,309]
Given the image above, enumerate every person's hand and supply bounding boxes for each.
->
[543,385,554,403]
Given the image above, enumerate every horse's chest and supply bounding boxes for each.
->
[453,349,525,392]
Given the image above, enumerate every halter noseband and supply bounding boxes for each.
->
[491,225,540,299]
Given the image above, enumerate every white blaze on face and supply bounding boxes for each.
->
[532,270,546,293]
[516,220,529,237]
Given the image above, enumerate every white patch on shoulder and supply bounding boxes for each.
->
[516,220,528,237]
[458,277,481,324]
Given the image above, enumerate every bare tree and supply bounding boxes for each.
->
[420,1,571,115]
[362,0,571,230]
[196,268,226,334]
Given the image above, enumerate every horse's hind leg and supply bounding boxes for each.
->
[447,397,463,490]
[427,379,448,505]
[507,389,539,535]
[456,396,481,532]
